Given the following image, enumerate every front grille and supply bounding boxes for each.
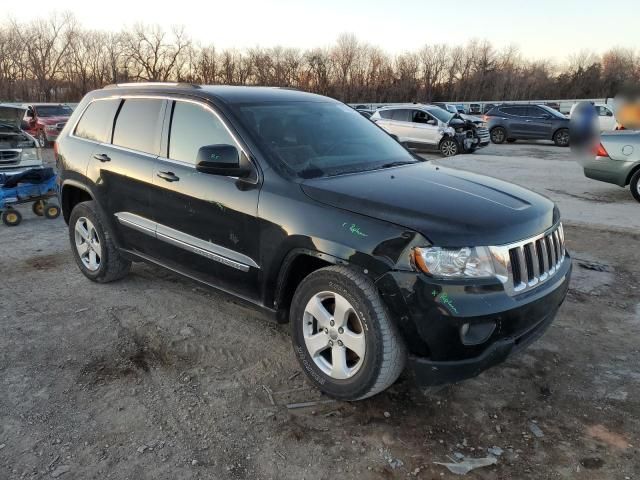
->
[0,149,20,165]
[476,127,490,142]
[492,223,566,296]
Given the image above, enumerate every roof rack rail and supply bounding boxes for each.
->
[103,82,201,89]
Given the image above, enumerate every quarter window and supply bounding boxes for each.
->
[74,99,121,143]
[169,101,235,164]
[112,98,164,154]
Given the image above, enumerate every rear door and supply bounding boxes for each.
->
[503,106,529,137]
[87,97,166,254]
[382,109,412,141]
[146,98,262,301]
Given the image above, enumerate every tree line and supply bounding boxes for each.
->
[1,13,638,103]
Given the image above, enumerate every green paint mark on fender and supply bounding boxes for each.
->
[342,222,368,237]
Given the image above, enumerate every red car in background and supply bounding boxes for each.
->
[22,103,74,147]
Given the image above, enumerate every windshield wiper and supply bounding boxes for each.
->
[379,160,418,169]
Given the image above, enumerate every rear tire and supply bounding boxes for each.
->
[490,127,506,144]
[290,265,406,401]
[68,200,131,283]
[630,170,640,203]
[2,209,22,226]
[553,128,570,147]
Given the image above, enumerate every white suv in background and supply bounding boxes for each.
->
[371,104,490,157]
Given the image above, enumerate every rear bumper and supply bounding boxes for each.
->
[579,157,635,187]
[376,254,571,386]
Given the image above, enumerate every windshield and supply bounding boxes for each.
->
[234,101,419,178]
[34,105,73,117]
[539,105,566,118]
[427,107,454,123]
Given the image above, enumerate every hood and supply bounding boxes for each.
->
[301,163,557,247]
[38,116,69,125]
[0,105,26,129]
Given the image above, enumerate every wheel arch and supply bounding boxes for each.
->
[625,163,640,186]
[273,249,348,323]
[61,180,94,224]
[551,126,569,140]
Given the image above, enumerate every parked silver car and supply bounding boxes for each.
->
[577,130,640,203]
[0,104,43,173]
[370,104,490,157]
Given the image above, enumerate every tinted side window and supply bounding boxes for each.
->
[74,99,121,143]
[526,106,546,117]
[169,101,235,164]
[391,109,410,122]
[378,110,393,119]
[596,106,612,117]
[112,99,164,154]
[412,110,431,124]
[501,106,525,116]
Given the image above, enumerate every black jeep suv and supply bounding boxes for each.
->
[56,83,571,400]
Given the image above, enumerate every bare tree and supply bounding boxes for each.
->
[1,15,638,104]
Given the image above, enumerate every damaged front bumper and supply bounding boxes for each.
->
[376,254,571,386]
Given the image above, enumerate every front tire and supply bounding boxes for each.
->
[439,138,459,157]
[68,201,131,283]
[290,265,406,401]
[490,127,506,144]
[630,170,640,203]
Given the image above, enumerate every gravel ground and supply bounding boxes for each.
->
[0,144,638,479]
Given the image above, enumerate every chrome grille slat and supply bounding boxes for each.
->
[492,223,566,296]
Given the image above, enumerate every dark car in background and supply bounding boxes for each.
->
[486,104,570,146]
[56,83,571,401]
[22,103,74,147]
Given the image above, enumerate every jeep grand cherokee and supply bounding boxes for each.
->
[56,83,571,400]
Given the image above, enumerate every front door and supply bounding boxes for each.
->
[524,106,554,139]
[409,110,440,146]
[146,99,262,301]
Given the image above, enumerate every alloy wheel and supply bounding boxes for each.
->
[302,291,366,380]
[441,140,458,157]
[491,128,505,143]
[556,130,570,146]
[74,217,102,271]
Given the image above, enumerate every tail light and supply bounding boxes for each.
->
[593,142,609,157]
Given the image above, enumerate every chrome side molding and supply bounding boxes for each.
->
[114,212,258,272]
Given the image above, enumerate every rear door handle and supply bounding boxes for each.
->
[157,171,179,182]
[93,153,111,162]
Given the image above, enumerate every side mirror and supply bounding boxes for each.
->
[543,114,552,120]
[196,144,250,178]
[427,119,438,126]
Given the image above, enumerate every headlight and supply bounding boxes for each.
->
[20,148,42,162]
[412,246,496,278]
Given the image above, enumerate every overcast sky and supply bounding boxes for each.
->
[9,0,639,60]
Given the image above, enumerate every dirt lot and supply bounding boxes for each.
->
[1,144,638,479]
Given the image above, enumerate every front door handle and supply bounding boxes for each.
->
[93,153,111,162]
[157,171,180,182]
